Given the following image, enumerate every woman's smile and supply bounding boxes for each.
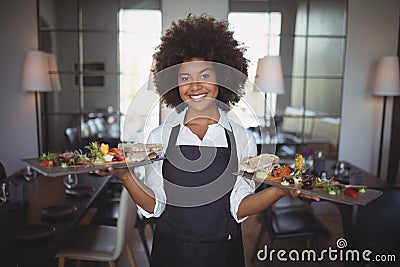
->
[189,93,207,101]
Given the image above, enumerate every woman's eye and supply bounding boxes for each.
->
[180,76,190,82]
[200,73,210,79]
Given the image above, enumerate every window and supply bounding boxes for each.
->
[38,0,162,152]
[229,0,347,159]
[228,12,282,127]
[119,9,161,142]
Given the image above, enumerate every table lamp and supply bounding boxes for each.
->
[372,56,400,177]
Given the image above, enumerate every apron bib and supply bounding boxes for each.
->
[150,125,245,267]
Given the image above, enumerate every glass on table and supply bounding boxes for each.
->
[0,182,7,206]
[63,174,78,189]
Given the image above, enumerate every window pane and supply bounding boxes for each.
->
[307,37,345,76]
[308,0,347,36]
[45,74,80,113]
[289,78,305,109]
[228,12,282,126]
[50,32,78,72]
[119,9,161,142]
[305,78,342,114]
[83,32,118,74]
[39,0,78,30]
[81,0,118,31]
[83,74,119,113]
[291,37,306,75]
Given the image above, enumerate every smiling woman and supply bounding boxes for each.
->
[93,14,310,267]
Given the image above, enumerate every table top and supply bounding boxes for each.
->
[0,172,110,267]
[324,160,389,189]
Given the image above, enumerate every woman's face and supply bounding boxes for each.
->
[178,58,219,113]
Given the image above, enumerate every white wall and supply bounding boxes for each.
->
[340,0,400,177]
[0,0,38,176]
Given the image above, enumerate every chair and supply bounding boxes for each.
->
[91,179,155,264]
[251,196,331,262]
[352,186,400,257]
[0,161,6,179]
[56,188,137,267]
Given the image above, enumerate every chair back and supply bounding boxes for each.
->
[112,187,137,260]
[355,186,400,242]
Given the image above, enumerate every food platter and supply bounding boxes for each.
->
[235,172,382,206]
[21,157,164,178]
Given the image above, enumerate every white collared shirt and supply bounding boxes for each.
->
[137,108,257,223]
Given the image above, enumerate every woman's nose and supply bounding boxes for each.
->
[189,81,202,91]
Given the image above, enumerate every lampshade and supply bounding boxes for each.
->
[48,53,61,92]
[254,55,285,95]
[372,56,400,96]
[22,50,52,92]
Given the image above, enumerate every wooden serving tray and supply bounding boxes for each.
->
[234,172,382,206]
[21,157,164,177]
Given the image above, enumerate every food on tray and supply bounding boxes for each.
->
[38,142,126,168]
[118,143,163,162]
[239,153,280,173]
[38,142,164,169]
[252,154,367,198]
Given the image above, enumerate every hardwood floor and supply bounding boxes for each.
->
[60,200,344,267]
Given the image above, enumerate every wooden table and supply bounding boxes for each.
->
[0,172,110,267]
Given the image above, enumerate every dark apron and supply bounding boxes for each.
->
[150,124,245,267]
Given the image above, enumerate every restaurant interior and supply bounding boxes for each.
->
[1,0,400,266]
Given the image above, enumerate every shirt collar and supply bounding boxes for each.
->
[165,107,232,131]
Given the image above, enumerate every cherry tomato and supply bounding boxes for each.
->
[40,160,55,168]
[344,188,358,198]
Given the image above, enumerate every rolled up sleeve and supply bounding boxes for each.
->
[230,126,257,223]
[230,175,255,223]
[137,160,166,218]
[136,128,167,218]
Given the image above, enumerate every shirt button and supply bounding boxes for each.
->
[228,234,232,240]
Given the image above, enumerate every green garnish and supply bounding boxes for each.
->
[281,181,290,186]
[61,162,68,168]
[39,152,58,162]
[84,142,104,163]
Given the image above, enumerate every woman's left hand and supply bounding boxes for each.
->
[289,189,320,201]
[275,187,320,201]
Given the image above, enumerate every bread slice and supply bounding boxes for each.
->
[126,151,158,162]
[118,143,162,162]
[118,143,163,153]
[239,153,279,173]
